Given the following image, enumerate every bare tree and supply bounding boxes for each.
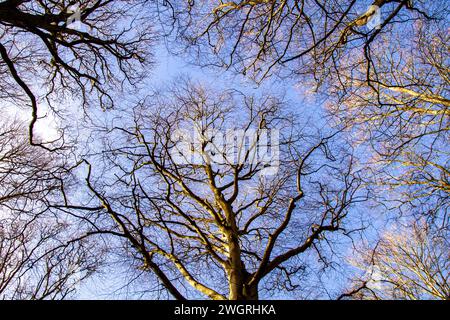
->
[58,80,368,300]
[341,221,449,300]
[162,0,449,227]
[0,0,445,301]
[0,215,99,299]
[165,0,438,81]
[0,0,156,149]
[324,17,449,225]
[0,118,99,299]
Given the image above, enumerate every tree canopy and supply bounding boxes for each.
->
[0,0,448,300]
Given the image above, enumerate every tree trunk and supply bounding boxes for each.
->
[242,281,259,300]
[228,267,259,300]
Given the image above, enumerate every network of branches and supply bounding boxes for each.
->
[0,0,448,300]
